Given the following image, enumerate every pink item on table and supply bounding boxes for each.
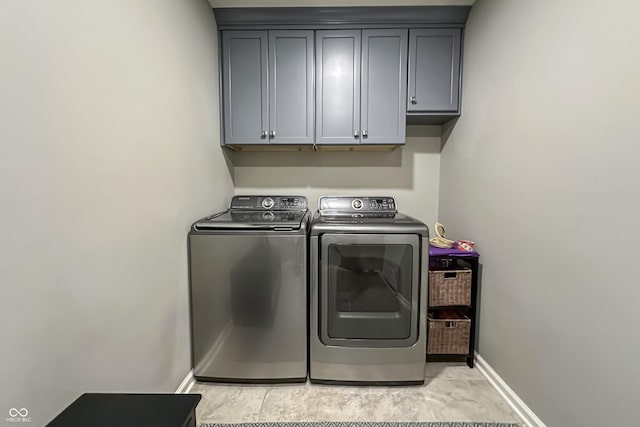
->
[456,240,475,252]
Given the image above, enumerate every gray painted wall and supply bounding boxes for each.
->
[233,125,442,227]
[438,1,640,426]
[0,0,233,424]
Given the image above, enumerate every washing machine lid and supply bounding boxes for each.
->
[193,195,309,231]
[193,210,308,231]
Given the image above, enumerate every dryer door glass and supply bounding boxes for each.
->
[320,233,421,347]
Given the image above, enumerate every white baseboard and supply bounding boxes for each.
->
[475,353,546,427]
[175,369,196,394]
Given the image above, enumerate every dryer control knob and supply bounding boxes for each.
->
[262,197,274,209]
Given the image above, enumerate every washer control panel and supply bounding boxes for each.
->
[230,195,308,211]
[262,197,275,209]
[319,196,396,215]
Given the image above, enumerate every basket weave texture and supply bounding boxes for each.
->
[428,269,472,307]
[427,315,471,354]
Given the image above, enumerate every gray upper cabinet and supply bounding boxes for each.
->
[222,30,314,145]
[316,29,408,145]
[315,30,361,145]
[221,24,465,147]
[361,29,408,145]
[269,31,314,144]
[408,28,461,113]
[222,31,269,145]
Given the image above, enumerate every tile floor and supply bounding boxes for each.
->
[192,363,523,424]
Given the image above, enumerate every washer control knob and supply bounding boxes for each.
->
[262,212,275,221]
[262,197,274,209]
[352,199,363,210]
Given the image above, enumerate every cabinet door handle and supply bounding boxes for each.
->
[354,130,360,139]
[410,96,417,104]
[261,130,268,139]
[269,130,276,139]
[362,129,368,138]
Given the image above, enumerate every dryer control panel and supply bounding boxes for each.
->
[319,196,397,216]
[230,195,308,211]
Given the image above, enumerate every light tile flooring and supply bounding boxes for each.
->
[192,363,523,424]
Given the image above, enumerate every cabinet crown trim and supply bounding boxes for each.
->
[214,6,470,29]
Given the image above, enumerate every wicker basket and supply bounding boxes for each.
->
[427,313,471,355]
[428,268,472,307]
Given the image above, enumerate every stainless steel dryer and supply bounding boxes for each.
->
[309,196,429,384]
[188,195,309,383]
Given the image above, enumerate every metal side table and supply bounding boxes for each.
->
[427,245,480,368]
[47,393,201,427]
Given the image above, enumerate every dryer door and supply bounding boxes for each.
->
[319,233,421,347]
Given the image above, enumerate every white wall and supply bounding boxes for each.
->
[438,0,640,426]
[233,126,441,226]
[0,0,233,424]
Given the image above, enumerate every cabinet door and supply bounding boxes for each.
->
[269,31,314,145]
[222,31,269,145]
[408,29,461,112]
[316,30,361,145]
[361,29,408,145]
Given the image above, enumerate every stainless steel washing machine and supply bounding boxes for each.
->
[309,196,429,384]
[188,195,309,383]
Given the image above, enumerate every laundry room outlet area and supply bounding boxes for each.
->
[2,1,639,427]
